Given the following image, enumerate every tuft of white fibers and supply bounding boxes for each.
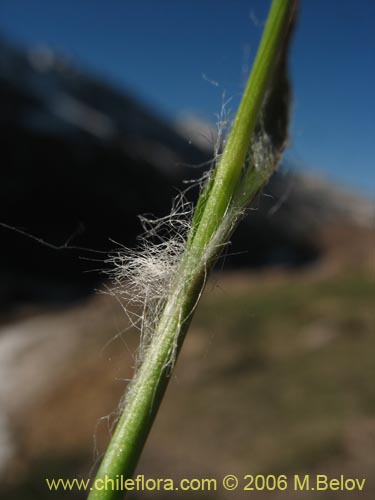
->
[102,97,236,372]
[96,97,283,440]
[103,95,279,390]
[104,194,193,365]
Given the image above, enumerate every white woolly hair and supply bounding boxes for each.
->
[92,99,279,449]
[104,98,276,375]
[104,194,192,365]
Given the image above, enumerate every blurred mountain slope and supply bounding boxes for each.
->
[0,37,373,308]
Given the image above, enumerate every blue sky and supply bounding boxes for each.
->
[0,0,374,196]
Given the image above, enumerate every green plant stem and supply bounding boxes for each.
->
[88,1,296,498]
[189,0,294,251]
